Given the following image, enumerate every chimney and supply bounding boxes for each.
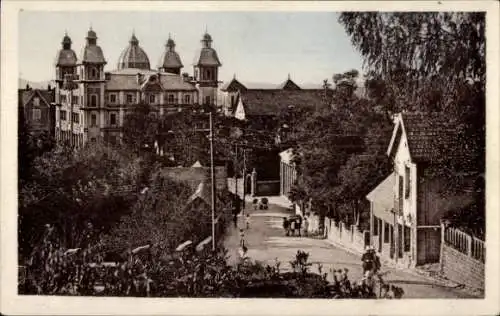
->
[26,84,30,90]
[182,72,189,82]
[105,72,111,80]
[47,84,52,91]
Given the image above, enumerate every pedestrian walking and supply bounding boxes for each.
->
[239,229,245,247]
[245,213,251,229]
[283,217,290,236]
[232,213,238,228]
[296,216,302,237]
[290,219,296,236]
[238,244,249,264]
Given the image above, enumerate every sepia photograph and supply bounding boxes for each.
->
[1,1,499,315]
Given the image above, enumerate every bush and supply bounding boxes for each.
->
[261,198,269,205]
[19,231,404,299]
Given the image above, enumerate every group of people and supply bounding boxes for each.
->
[282,215,309,237]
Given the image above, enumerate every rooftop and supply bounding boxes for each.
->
[399,112,459,162]
[105,69,196,91]
[239,89,332,116]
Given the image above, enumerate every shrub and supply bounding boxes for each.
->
[20,227,403,299]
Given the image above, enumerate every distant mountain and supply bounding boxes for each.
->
[19,78,55,90]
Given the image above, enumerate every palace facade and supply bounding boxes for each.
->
[53,28,222,147]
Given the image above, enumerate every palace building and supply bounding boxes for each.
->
[53,28,222,147]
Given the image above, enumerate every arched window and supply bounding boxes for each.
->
[184,94,191,104]
[149,94,156,104]
[204,96,211,105]
[168,94,175,104]
[90,94,98,107]
[91,67,98,79]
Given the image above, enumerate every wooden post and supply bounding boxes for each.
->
[439,221,446,272]
[467,233,472,257]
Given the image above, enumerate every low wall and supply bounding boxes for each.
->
[326,220,368,253]
[441,244,484,290]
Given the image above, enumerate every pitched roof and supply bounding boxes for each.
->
[19,89,55,108]
[278,78,301,90]
[399,112,458,162]
[240,89,331,116]
[366,173,395,210]
[221,79,329,92]
[161,166,227,193]
[105,69,196,91]
[162,166,229,206]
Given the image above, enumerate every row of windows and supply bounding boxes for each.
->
[108,93,194,105]
[59,94,80,105]
[59,110,82,124]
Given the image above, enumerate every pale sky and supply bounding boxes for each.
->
[18,11,364,86]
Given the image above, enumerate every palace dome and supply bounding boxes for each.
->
[117,34,151,70]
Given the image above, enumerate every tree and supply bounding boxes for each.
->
[18,143,144,260]
[103,173,194,254]
[18,106,55,184]
[339,12,485,230]
[122,104,160,152]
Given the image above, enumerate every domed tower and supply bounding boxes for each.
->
[78,28,107,144]
[54,32,78,89]
[117,33,151,70]
[79,27,107,81]
[158,35,183,74]
[193,32,222,107]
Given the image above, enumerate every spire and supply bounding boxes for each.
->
[86,26,97,45]
[288,73,291,80]
[233,73,236,80]
[62,31,72,49]
[130,32,139,45]
[201,30,213,48]
[166,34,176,51]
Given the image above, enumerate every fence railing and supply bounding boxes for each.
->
[443,226,485,263]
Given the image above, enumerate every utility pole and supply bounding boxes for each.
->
[209,111,216,251]
[242,148,247,211]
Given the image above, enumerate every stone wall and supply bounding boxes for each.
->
[441,244,485,290]
[326,219,368,253]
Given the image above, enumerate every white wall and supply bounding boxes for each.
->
[234,98,245,120]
